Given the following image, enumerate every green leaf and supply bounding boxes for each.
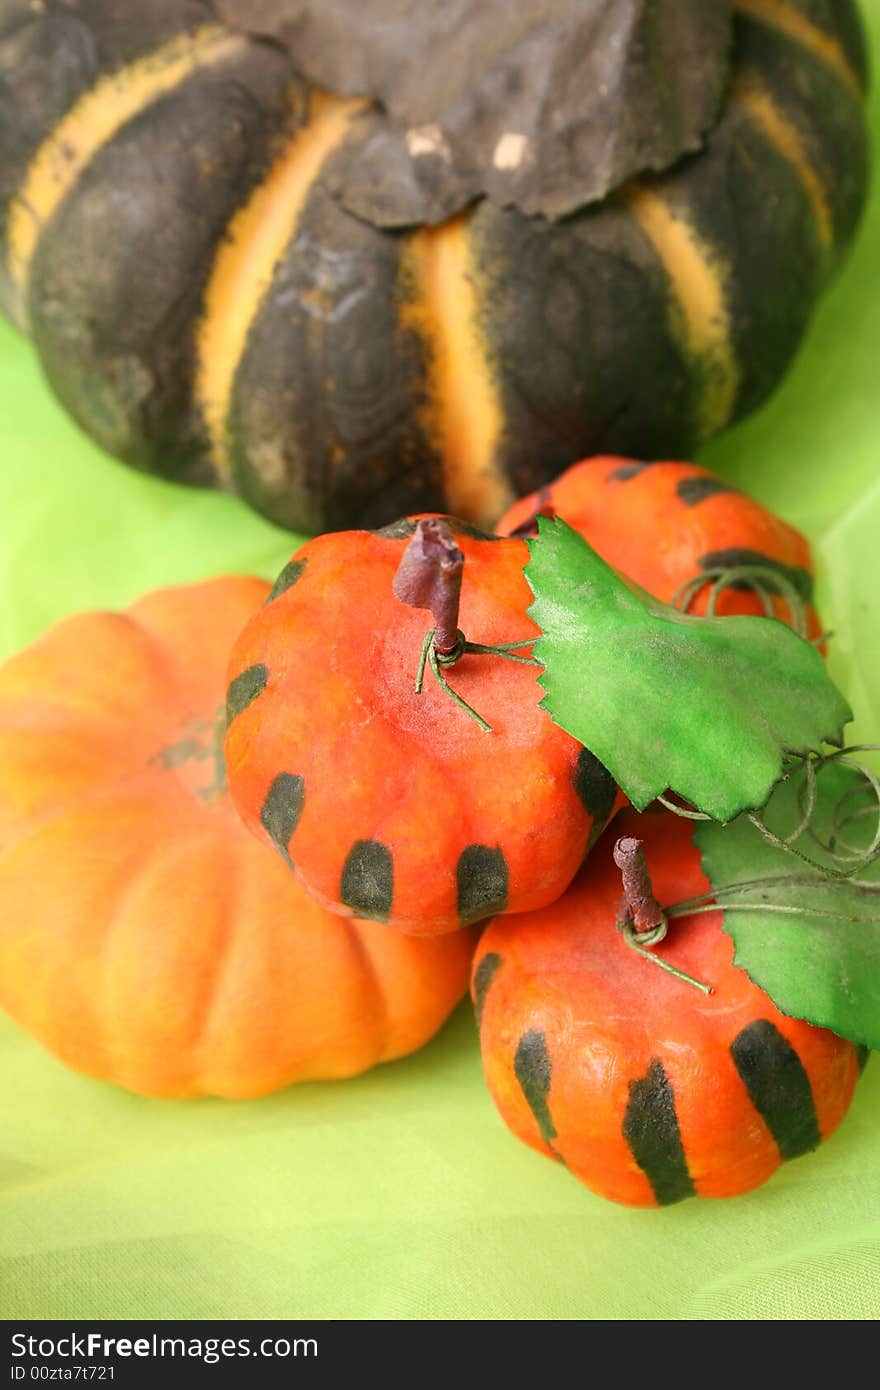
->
[525,517,852,820]
[694,760,880,1049]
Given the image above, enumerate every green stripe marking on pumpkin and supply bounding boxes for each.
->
[259,772,305,866]
[340,840,394,921]
[609,461,656,482]
[676,475,736,507]
[457,845,509,924]
[514,1030,559,1154]
[572,746,618,848]
[225,663,268,725]
[443,518,504,542]
[622,1059,696,1205]
[472,952,503,1030]
[265,558,306,604]
[730,1019,821,1161]
[374,518,418,539]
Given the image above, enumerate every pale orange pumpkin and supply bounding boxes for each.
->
[0,576,476,1098]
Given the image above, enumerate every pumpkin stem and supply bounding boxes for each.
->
[613,836,665,932]
[397,518,539,732]
[393,518,464,653]
[619,921,714,995]
[614,836,714,995]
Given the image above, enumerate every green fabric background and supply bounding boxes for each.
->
[2,6,880,1319]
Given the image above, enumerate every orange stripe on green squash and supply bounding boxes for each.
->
[624,189,738,442]
[5,26,244,325]
[400,219,515,527]
[196,90,367,481]
[733,0,863,98]
[732,74,834,254]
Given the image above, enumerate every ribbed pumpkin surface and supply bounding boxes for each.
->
[0,0,869,530]
[474,807,864,1205]
[225,519,623,936]
[0,575,477,1098]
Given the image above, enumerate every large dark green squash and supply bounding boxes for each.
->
[0,0,870,532]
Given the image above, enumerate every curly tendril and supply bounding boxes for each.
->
[747,745,880,880]
[670,563,813,641]
[413,628,539,732]
[662,747,880,929]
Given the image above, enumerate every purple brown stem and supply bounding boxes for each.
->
[613,836,665,934]
[392,518,464,654]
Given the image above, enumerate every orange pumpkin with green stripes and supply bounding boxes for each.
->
[224,516,622,936]
[473,807,865,1205]
[0,0,869,532]
[497,455,823,638]
[0,574,478,1098]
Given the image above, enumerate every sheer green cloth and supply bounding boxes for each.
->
[1,5,879,1315]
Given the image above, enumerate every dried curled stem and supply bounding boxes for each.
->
[613,836,713,994]
[395,518,539,732]
[393,517,464,653]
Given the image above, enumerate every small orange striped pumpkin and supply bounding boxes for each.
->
[497,455,822,637]
[473,807,865,1205]
[225,517,623,936]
